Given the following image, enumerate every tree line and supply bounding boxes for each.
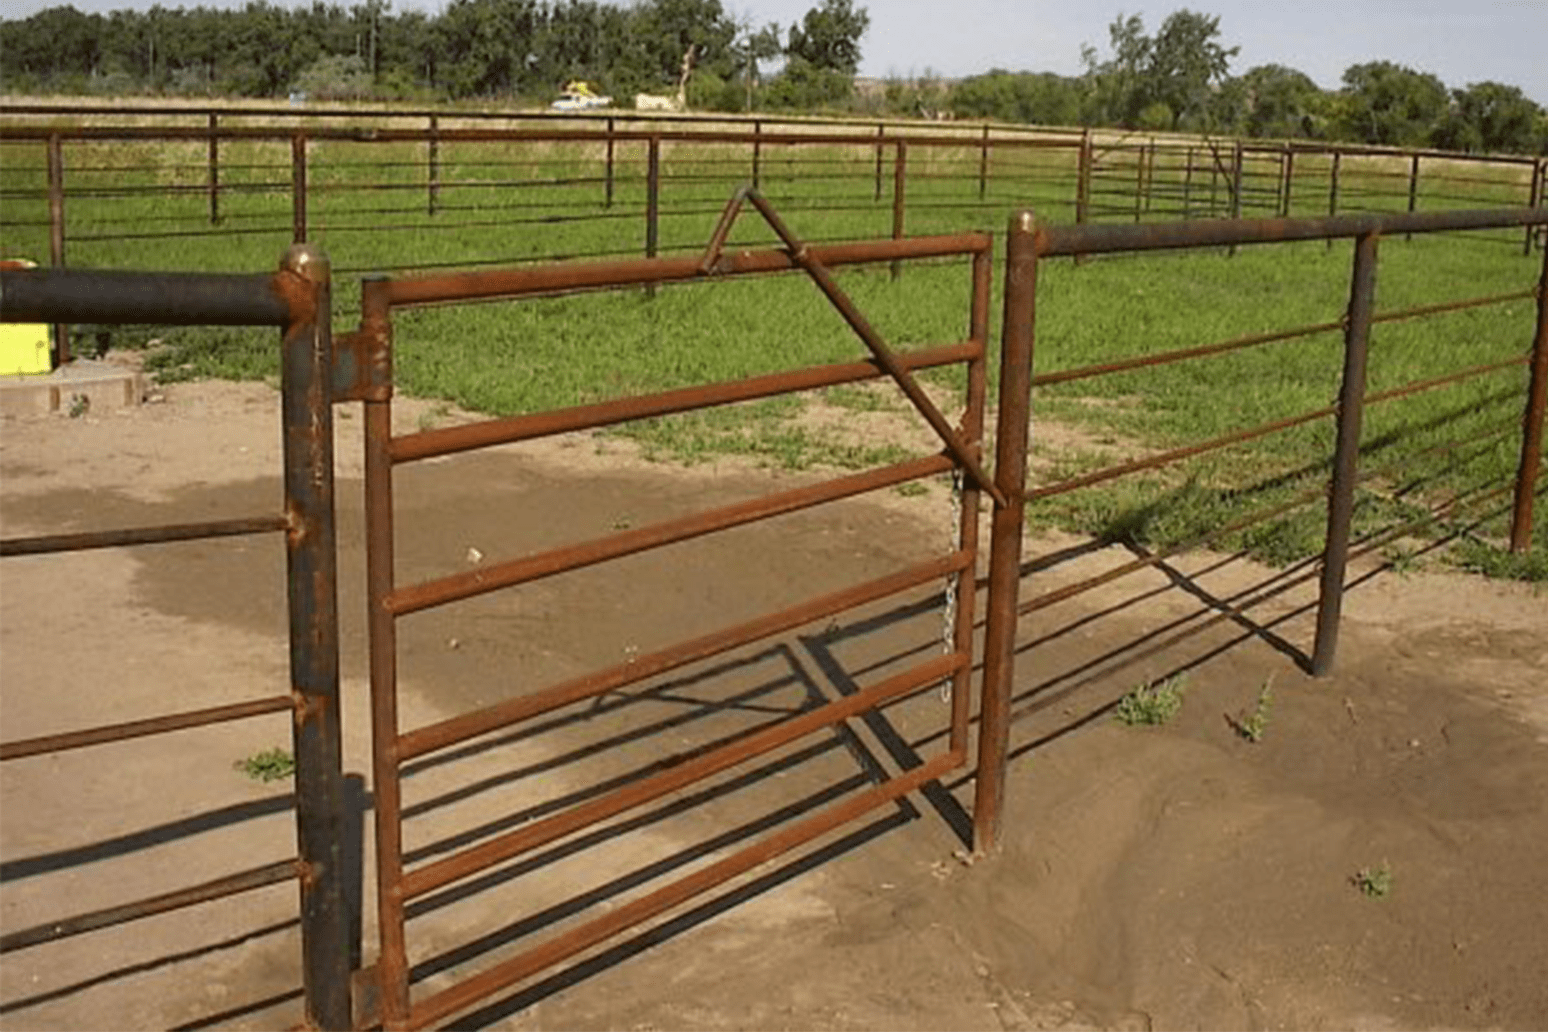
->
[1,2,1544,156]
[0,0,869,110]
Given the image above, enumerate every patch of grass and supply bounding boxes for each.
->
[895,481,929,498]
[1229,678,1274,743]
[234,747,295,783]
[1353,862,1394,899]
[1114,675,1186,727]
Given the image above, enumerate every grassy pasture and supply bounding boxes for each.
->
[1,128,1541,577]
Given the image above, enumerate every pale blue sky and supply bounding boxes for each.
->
[5,0,1546,105]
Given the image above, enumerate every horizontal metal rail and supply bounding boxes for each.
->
[0,858,299,953]
[0,694,296,760]
[392,341,978,464]
[398,549,972,761]
[382,233,990,307]
[1032,319,1343,388]
[1027,404,1337,503]
[388,453,954,616]
[399,650,964,902]
[0,514,287,557]
[1035,206,1547,256]
[0,268,290,327]
[403,747,962,1030]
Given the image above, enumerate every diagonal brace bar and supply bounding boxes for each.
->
[699,186,1007,508]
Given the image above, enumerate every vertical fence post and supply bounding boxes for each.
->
[978,123,990,201]
[1510,240,1548,552]
[1328,149,1342,251]
[1208,142,1221,216]
[751,119,762,191]
[1183,145,1194,217]
[426,116,439,216]
[360,276,408,1028]
[1133,143,1146,223]
[949,243,993,754]
[1143,139,1155,215]
[1312,230,1380,677]
[1075,131,1091,265]
[1525,158,1542,257]
[292,133,308,244]
[207,112,221,225]
[973,210,1037,853]
[1280,145,1295,218]
[46,132,68,365]
[276,244,351,1032]
[1406,153,1421,240]
[645,135,660,261]
[890,139,907,281]
[1228,141,1244,257]
[874,124,885,202]
[604,116,615,209]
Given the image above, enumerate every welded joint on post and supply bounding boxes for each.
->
[291,689,328,727]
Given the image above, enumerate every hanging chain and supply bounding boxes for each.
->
[939,466,963,703]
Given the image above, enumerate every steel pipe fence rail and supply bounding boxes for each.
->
[0,252,352,1030]
[3,119,1539,355]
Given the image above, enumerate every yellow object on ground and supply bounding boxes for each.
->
[0,259,52,375]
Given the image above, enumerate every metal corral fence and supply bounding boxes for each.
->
[2,101,1543,358]
[0,250,352,1030]
[0,199,1544,1029]
[973,204,1548,837]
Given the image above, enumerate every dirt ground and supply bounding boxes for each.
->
[2,375,1546,1031]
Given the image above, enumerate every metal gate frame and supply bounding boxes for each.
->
[345,194,1030,1029]
[0,248,352,1030]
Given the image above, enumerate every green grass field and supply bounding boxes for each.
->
[2,130,1542,579]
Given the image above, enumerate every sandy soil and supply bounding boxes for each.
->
[2,376,1545,1031]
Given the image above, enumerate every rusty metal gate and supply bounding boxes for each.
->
[344,192,1029,1029]
[0,249,351,1029]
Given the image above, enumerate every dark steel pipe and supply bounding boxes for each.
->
[1512,243,1548,551]
[404,748,962,1031]
[978,124,990,200]
[276,245,350,1031]
[401,651,965,902]
[0,859,299,954]
[1033,318,1344,388]
[0,513,286,557]
[382,232,990,308]
[604,116,615,208]
[1406,154,1421,240]
[645,136,661,263]
[891,140,907,281]
[389,453,953,616]
[0,267,290,326]
[393,341,977,464]
[973,210,1037,854]
[1034,206,1548,257]
[1312,230,1379,677]
[0,694,295,760]
[399,550,972,761]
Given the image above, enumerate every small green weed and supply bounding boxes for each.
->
[895,481,929,498]
[1353,862,1394,898]
[1229,678,1274,743]
[1114,675,1186,727]
[235,747,296,783]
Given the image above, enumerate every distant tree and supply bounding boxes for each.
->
[1331,61,1447,147]
[1080,9,1237,130]
[1430,81,1543,154]
[786,0,869,76]
[949,70,1082,126]
[1237,63,1326,139]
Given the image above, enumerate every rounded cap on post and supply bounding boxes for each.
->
[280,243,330,284]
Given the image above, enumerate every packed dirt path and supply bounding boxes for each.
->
[2,378,1545,1031]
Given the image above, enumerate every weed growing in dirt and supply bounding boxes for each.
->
[1229,678,1274,743]
[235,747,296,782]
[1353,862,1394,898]
[1114,675,1186,727]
